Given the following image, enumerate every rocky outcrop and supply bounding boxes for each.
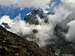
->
[0,26,50,56]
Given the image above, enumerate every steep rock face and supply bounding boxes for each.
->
[0,26,50,56]
[25,8,48,25]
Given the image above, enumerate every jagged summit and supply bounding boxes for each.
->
[25,8,49,25]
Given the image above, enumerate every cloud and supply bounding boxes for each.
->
[62,0,75,42]
[63,0,75,11]
[66,20,75,42]
[17,0,50,7]
[0,0,16,5]
[64,0,75,4]
[0,0,50,8]
[0,15,13,27]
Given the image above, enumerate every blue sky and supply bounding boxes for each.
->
[0,6,32,19]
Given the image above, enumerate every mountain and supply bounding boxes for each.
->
[0,26,51,56]
[24,8,48,25]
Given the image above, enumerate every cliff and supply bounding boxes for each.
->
[0,26,50,56]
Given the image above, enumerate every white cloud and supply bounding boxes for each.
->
[29,0,50,7]
[0,15,13,27]
[17,0,50,8]
[59,0,75,42]
[63,0,75,11]
[65,0,75,4]
[0,0,16,5]
[66,20,75,42]
[0,0,50,8]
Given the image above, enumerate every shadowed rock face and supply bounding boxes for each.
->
[25,8,48,25]
[0,26,50,56]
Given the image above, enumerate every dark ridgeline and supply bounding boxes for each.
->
[0,26,52,56]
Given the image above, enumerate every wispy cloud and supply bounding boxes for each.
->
[0,0,50,7]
